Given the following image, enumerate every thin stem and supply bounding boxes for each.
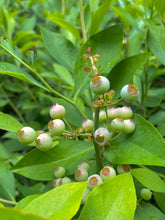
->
[93,107,103,173]
[88,87,94,112]
[61,0,65,14]
[0,86,26,124]
[79,0,87,42]
[0,197,17,205]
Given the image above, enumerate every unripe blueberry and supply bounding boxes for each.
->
[88,174,103,190]
[50,103,65,119]
[140,188,152,200]
[99,110,107,122]
[35,133,53,151]
[110,118,125,132]
[75,169,88,182]
[107,108,118,120]
[81,187,91,205]
[117,106,133,119]
[78,162,90,172]
[100,166,116,181]
[123,119,136,134]
[93,54,100,63]
[54,166,66,178]
[53,178,62,187]
[94,127,110,145]
[61,177,72,185]
[90,76,110,95]
[120,84,139,103]
[82,119,94,132]
[17,127,36,145]
[48,119,65,136]
[117,164,131,174]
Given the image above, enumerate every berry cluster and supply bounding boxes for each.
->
[17,103,66,151]
[52,162,131,204]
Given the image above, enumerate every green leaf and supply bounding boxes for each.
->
[131,168,165,193]
[135,201,165,220]
[148,22,165,65]
[90,0,112,35]
[47,12,81,41]
[153,0,165,22]
[11,139,94,180]
[23,182,87,220]
[0,62,47,90]
[104,114,165,166]
[41,27,78,72]
[108,53,150,98]
[15,195,41,210]
[0,207,48,220]
[0,160,15,201]
[154,192,165,213]
[79,173,136,220]
[0,112,23,132]
[74,23,123,96]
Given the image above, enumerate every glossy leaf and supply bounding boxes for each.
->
[23,182,87,220]
[11,139,94,180]
[131,168,165,193]
[135,201,165,220]
[154,192,165,213]
[0,207,48,220]
[104,114,165,166]
[15,195,41,210]
[74,23,123,96]
[47,12,81,41]
[41,27,78,72]
[0,112,22,132]
[90,0,112,35]
[79,173,136,220]
[108,53,150,98]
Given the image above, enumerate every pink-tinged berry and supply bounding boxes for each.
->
[94,127,110,145]
[100,166,116,181]
[48,119,65,136]
[53,178,62,187]
[123,119,136,134]
[88,174,103,190]
[17,127,36,145]
[120,84,139,103]
[75,169,88,182]
[81,188,91,205]
[50,103,65,119]
[82,119,94,132]
[78,162,90,172]
[61,177,72,185]
[117,106,133,119]
[35,133,53,151]
[117,164,131,174]
[140,188,152,201]
[54,166,66,178]
[110,118,125,132]
[93,54,100,63]
[90,76,110,95]
[107,108,118,120]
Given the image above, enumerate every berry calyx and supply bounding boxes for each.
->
[110,118,125,132]
[78,162,90,172]
[54,166,66,178]
[140,188,152,201]
[50,103,65,119]
[100,166,116,181]
[117,106,133,119]
[117,164,131,174]
[17,127,36,145]
[90,76,110,95]
[120,84,139,103]
[123,119,136,134]
[94,127,110,145]
[75,169,88,182]
[88,174,103,190]
[82,119,94,132]
[48,119,65,136]
[35,133,53,151]
[53,178,62,187]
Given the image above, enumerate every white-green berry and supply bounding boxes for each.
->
[123,119,136,134]
[48,119,65,136]
[17,127,36,145]
[78,162,90,172]
[90,76,110,95]
[94,127,110,145]
[35,133,53,151]
[82,119,94,132]
[120,84,139,103]
[88,174,103,190]
[117,106,133,119]
[100,166,116,181]
[61,177,72,185]
[117,164,131,174]
[75,169,88,182]
[53,178,62,187]
[54,166,66,178]
[50,103,65,119]
[140,188,152,201]
[110,118,125,132]
[107,108,118,120]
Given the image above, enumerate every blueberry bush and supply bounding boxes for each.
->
[0,0,165,219]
